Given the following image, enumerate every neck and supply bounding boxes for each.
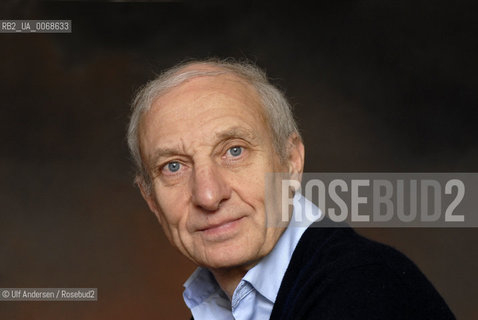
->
[208,227,289,300]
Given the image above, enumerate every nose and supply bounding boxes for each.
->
[191,162,231,212]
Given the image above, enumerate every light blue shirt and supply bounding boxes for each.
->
[183,193,321,320]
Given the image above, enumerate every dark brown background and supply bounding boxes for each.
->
[1,1,477,319]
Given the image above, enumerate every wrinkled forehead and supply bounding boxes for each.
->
[137,68,273,149]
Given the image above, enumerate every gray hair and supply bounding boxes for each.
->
[127,58,300,191]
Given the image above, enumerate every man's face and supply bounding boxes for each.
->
[138,73,296,270]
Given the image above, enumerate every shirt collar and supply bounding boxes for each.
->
[183,267,226,309]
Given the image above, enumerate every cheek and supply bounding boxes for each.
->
[153,185,190,235]
[231,166,267,213]
[238,153,277,196]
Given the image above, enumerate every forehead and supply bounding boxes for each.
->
[160,70,260,107]
[138,73,271,159]
[149,72,266,123]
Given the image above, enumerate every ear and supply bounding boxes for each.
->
[136,176,163,225]
[286,133,305,180]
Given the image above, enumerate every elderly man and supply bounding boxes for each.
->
[127,59,454,319]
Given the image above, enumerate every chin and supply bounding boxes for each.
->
[202,249,254,270]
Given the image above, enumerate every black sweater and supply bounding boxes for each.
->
[269,223,455,319]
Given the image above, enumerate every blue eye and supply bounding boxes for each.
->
[228,146,242,157]
[167,161,181,172]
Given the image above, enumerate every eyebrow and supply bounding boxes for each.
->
[148,147,183,170]
[148,126,259,169]
[214,126,258,143]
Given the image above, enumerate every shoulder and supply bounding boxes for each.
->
[271,221,455,320]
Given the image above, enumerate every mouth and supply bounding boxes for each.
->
[198,216,245,240]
